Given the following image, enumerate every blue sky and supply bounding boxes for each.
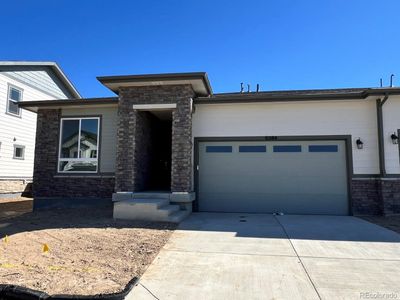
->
[1,0,400,97]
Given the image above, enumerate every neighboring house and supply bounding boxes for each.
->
[20,72,400,222]
[0,61,80,196]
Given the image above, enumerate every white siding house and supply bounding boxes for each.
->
[0,61,80,195]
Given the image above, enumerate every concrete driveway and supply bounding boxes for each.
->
[127,213,400,300]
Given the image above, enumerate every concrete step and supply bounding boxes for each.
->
[167,210,191,223]
[159,205,180,216]
[132,192,170,200]
[130,198,169,208]
[113,199,186,222]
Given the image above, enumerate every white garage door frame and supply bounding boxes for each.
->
[193,135,354,215]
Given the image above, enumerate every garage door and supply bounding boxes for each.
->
[197,140,349,215]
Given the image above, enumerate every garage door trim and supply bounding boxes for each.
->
[193,135,354,214]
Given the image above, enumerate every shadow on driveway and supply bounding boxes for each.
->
[177,212,400,242]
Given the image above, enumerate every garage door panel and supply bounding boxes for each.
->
[198,140,349,215]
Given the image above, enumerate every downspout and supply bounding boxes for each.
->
[376,93,389,177]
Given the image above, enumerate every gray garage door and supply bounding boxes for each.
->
[197,140,349,215]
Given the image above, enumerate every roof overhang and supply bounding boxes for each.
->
[19,97,118,113]
[0,61,81,98]
[195,88,400,104]
[97,72,212,97]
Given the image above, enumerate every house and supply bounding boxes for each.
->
[0,61,80,196]
[19,72,400,222]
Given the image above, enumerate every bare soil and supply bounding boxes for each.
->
[0,198,175,296]
[0,197,33,219]
[361,215,400,234]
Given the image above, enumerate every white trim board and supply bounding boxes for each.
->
[132,104,177,110]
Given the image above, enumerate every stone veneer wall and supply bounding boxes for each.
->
[33,109,114,201]
[115,85,195,193]
[380,179,400,215]
[351,178,400,215]
[351,179,382,215]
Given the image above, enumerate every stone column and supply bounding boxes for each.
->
[33,109,61,197]
[171,99,193,193]
[114,104,137,192]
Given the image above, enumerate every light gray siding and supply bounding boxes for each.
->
[0,66,73,99]
[62,107,118,173]
[0,74,56,179]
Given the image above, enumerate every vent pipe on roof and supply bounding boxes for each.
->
[390,74,395,87]
[240,82,244,93]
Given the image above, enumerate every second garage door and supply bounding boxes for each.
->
[197,140,349,215]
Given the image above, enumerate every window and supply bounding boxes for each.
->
[273,145,302,152]
[58,117,100,173]
[13,145,25,159]
[206,146,232,153]
[7,85,23,116]
[308,145,338,152]
[239,145,266,153]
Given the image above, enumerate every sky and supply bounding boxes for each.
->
[1,0,400,98]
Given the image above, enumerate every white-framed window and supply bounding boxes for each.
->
[7,85,23,116]
[13,145,25,160]
[58,117,100,173]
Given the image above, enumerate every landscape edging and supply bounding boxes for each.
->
[0,277,138,300]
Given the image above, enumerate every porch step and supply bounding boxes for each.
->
[129,198,170,208]
[113,197,189,223]
[168,210,191,223]
[132,192,170,200]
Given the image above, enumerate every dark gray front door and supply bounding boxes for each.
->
[197,140,349,215]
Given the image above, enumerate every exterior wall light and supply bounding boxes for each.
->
[356,138,364,149]
[391,133,399,144]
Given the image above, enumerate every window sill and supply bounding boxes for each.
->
[54,174,115,178]
[6,111,22,118]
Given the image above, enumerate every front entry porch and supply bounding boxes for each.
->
[112,86,196,222]
[113,192,194,223]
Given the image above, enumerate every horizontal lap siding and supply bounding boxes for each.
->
[382,96,400,174]
[1,67,73,99]
[0,74,55,178]
[192,99,379,175]
[61,107,118,173]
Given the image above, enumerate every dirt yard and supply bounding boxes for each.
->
[0,196,33,219]
[361,215,400,234]
[0,198,175,296]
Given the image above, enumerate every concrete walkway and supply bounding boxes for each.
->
[127,213,400,300]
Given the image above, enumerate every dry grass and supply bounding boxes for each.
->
[0,198,175,296]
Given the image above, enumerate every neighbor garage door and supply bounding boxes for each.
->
[197,140,349,215]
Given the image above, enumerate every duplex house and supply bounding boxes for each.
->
[0,61,80,196]
[20,72,400,222]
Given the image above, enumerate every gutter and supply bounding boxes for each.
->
[195,88,400,104]
[376,94,389,177]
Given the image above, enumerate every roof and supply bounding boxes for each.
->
[97,72,212,96]
[0,61,81,98]
[18,97,118,112]
[195,87,400,103]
